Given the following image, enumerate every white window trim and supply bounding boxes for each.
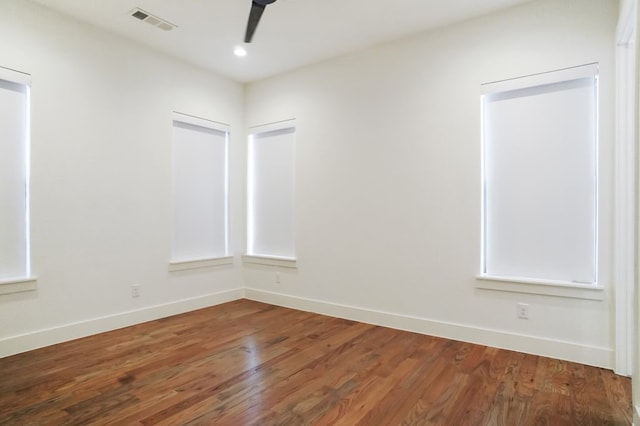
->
[169,112,231,270]
[172,112,229,132]
[0,66,37,295]
[248,119,296,135]
[480,63,598,95]
[476,275,604,301]
[242,254,297,269]
[477,63,601,299]
[0,66,30,86]
[168,256,234,272]
[0,277,37,295]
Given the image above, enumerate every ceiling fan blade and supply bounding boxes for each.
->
[244,2,266,43]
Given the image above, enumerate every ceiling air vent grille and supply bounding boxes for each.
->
[130,8,177,31]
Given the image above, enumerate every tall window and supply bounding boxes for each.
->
[481,64,598,285]
[170,113,230,269]
[0,68,31,286]
[246,120,296,264]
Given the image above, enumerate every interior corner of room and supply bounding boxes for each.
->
[0,1,637,419]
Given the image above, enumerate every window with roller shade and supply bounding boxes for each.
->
[0,67,35,293]
[480,64,598,286]
[170,112,230,270]
[245,120,296,267]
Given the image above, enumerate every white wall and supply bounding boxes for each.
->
[0,0,245,357]
[244,0,619,368]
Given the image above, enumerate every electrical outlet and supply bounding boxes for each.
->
[131,284,141,298]
[517,303,529,319]
[275,272,281,284]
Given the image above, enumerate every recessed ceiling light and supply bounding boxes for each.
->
[234,46,247,57]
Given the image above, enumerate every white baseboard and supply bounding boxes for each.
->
[244,288,613,370]
[634,404,639,426]
[2,287,614,371]
[0,288,244,358]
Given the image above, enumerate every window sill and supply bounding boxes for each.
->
[168,256,233,272]
[243,254,297,268]
[0,276,38,295]
[476,275,605,300]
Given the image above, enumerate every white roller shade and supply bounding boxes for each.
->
[482,66,597,284]
[0,78,29,280]
[171,116,229,262]
[247,123,296,259]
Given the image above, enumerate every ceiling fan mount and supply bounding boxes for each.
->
[244,0,278,43]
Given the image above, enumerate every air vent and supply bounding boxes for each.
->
[129,8,177,31]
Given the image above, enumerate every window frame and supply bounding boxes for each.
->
[0,66,36,294]
[168,112,233,271]
[244,119,297,268]
[476,64,604,300]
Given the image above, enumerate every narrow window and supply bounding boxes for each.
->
[246,120,296,263]
[0,68,31,285]
[170,113,229,268]
[481,64,598,285]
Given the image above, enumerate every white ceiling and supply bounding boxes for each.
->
[29,0,533,83]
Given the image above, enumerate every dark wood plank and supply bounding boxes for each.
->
[0,299,632,425]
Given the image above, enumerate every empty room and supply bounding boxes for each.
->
[0,0,638,424]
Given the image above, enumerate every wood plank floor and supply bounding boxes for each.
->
[0,299,632,425]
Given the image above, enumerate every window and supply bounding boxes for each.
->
[245,120,296,267]
[479,64,601,295]
[170,112,231,271]
[0,66,35,293]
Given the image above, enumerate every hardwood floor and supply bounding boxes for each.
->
[0,299,632,425]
